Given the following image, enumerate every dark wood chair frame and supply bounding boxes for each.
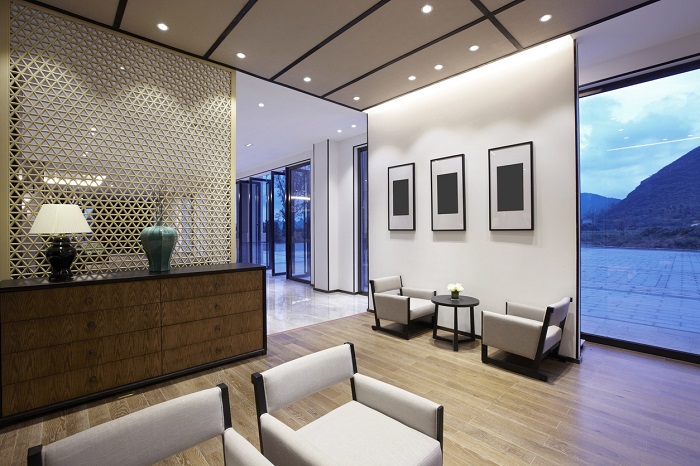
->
[369,278,436,340]
[481,298,572,382]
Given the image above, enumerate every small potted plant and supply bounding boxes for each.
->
[447,283,464,300]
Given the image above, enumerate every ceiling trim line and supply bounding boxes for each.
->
[113,0,128,28]
[203,0,258,59]
[322,16,488,98]
[469,0,523,51]
[270,0,391,81]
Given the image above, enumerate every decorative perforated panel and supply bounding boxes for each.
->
[8,2,233,279]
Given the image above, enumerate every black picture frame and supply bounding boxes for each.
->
[388,162,415,231]
[430,154,465,231]
[488,141,534,230]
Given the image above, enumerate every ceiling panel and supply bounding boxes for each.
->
[496,0,656,48]
[480,0,514,12]
[209,0,377,79]
[120,0,248,56]
[326,20,517,110]
[275,0,484,96]
[37,0,120,26]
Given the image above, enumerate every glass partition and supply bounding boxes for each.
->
[286,162,312,282]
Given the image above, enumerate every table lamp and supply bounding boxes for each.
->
[29,204,93,281]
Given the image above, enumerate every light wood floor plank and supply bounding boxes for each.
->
[1,311,700,465]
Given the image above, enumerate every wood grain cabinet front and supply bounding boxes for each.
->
[0,265,266,422]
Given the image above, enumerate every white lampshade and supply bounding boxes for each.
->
[29,204,92,235]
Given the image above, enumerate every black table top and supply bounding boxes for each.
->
[432,294,479,307]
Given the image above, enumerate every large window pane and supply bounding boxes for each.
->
[580,68,700,355]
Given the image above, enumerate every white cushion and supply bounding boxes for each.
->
[409,297,435,319]
[298,401,442,466]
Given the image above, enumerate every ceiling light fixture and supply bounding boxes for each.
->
[434,64,443,70]
[539,14,552,22]
[157,23,169,31]
[353,96,360,101]
[351,124,357,128]
[408,75,416,81]
[245,143,252,147]
[258,103,264,107]
[421,5,433,14]
[469,45,479,52]
[337,129,342,133]
[236,52,246,59]
[303,76,311,82]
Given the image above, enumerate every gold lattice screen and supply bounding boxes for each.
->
[8,3,233,279]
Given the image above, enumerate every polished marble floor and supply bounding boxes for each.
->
[265,272,369,334]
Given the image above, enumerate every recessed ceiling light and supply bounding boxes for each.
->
[421,5,433,14]
[434,64,443,70]
[353,96,360,101]
[258,103,264,107]
[469,45,479,52]
[157,23,168,31]
[351,124,357,128]
[337,129,343,133]
[236,52,246,59]
[539,14,552,22]
[303,76,311,82]
[408,75,416,81]
[245,143,252,147]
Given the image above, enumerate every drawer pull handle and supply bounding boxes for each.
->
[88,376,98,384]
[215,347,223,354]
[85,296,94,304]
[87,321,97,330]
[214,303,222,311]
[87,349,97,357]
[214,324,221,332]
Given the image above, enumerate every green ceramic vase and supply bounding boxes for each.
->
[140,220,177,273]
[451,291,460,300]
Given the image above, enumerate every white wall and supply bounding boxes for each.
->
[367,37,580,358]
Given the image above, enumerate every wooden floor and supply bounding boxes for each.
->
[2,311,700,465]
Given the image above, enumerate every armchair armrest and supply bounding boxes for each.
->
[401,287,436,300]
[506,302,546,322]
[259,414,333,466]
[352,373,443,443]
[373,293,410,324]
[223,428,274,466]
[482,310,543,360]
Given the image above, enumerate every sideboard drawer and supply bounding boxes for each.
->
[161,291,262,326]
[1,304,161,354]
[162,329,263,374]
[160,271,262,302]
[0,280,160,322]
[2,328,161,385]
[161,310,263,350]
[2,353,161,415]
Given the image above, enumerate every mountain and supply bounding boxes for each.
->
[602,145,700,228]
[581,193,620,218]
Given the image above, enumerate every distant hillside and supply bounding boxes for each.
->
[602,145,700,228]
[581,193,619,218]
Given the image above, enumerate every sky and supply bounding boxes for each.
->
[579,68,700,200]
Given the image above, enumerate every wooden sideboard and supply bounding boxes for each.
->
[0,263,266,423]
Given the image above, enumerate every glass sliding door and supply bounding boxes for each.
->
[286,162,311,283]
[271,171,287,275]
[236,180,251,263]
[250,177,271,267]
[357,146,369,294]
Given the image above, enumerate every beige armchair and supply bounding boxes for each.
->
[369,275,436,339]
[251,343,444,466]
[481,297,572,381]
[27,383,271,466]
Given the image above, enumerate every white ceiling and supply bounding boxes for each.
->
[26,0,700,177]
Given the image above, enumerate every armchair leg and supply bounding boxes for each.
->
[481,344,550,382]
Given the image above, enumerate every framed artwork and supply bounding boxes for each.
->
[430,154,465,231]
[388,162,415,231]
[488,141,534,230]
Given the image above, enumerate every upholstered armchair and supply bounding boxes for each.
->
[251,342,444,466]
[369,275,436,339]
[27,383,271,466]
[481,297,572,381]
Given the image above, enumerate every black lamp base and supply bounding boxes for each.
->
[45,236,77,282]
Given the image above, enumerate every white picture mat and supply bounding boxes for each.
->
[489,143,533,230]
[388,163,414,230]
[431,155,465,230]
